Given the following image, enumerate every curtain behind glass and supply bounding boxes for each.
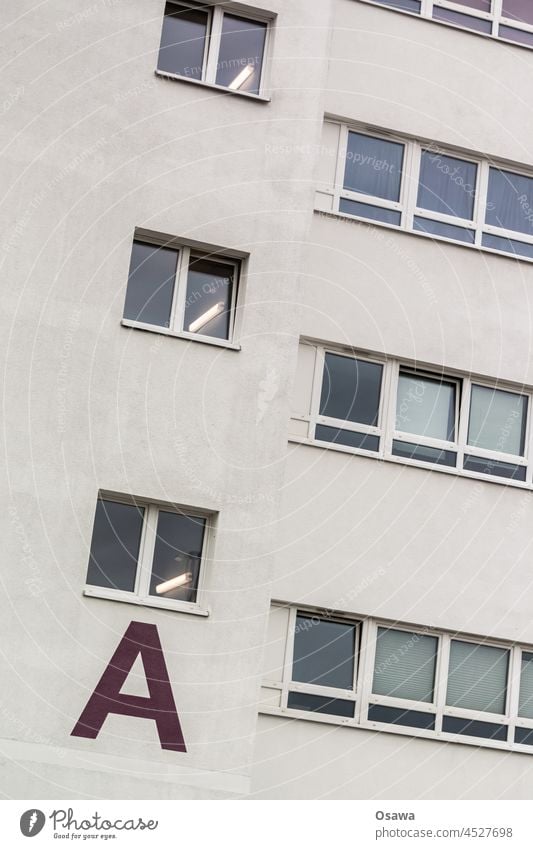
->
[373,628,438,703]
[468,385,527,456]
[396,373,456,440]
[519,653,533,719]
[344,133,404,201]
[417,151,477,219]
[446,641,509,714]
[486,168,533,236]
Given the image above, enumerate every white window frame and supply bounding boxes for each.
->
[263,603,533,754]
[121,233,243,350]
[358,0,533,49]
[290,340,533,490]
[155,1,274,100]
[326,121,533,263]
[83,492,213,616]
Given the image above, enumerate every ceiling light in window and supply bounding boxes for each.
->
[188,302,224,333]
[228,64,254,90]
[155,572,193,595]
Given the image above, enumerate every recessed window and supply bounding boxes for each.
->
[342,132,404,225]
[317,352,383,452]
[85,495,210,611]
[393,371,458,467]
[157,2,270,96]
[123,237,240,343]
[446,640,509,714]
[415,150,478,241]
[372,627,438,703]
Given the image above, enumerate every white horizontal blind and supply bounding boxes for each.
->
[446,640,509,714]
[372,628,438,703]
[518,652,533,719]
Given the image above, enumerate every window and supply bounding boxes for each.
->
[122,236,241,344]
[157,2,270,96]
[290,340,533,487]
[359,0,533,48]
[262,605,533,752]
[321,122,533,262]
[315,351,384,452]
[85,495,211,613]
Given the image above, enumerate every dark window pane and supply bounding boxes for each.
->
[514,727,533,746]
[442,715,508,741]
[396,372,456,441]
[417,151,477,219]
[292,615,356,689]
[482,233,533,260]
[463,455,526,480]
[502,0,533,24]
[498,24,533,45]
[468,384,527,456]
[149,511,206,604]
[368,704,436,729]
[157,3,208,79]
[392,440,457,467]
[86,499,144,593]
[339,198,402,226]
[287,692,354,718]
[315,425,380,452]
[320,354,383,426]
[343,133,404,201]
[373,0,421,10]
[373,628,438,703]
[123,241,178,327]
[414,216,476,243]
[486,168,533,237]
[519,652,533,719]
[215,14,267,95]
[184,258,234,340]
[432,6,492,31]
[449,0,491,10]
[446,640,509,714]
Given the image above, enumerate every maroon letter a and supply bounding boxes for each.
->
[71,621,186,752]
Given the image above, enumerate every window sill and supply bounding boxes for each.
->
[313,208,533,266]
[121,320,241,351]
[154,69,271,102]
[288,434,533,492]
[83,587,210,617]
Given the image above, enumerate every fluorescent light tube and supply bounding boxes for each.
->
[188,301,224,333]
[155,572,193,595]
[228,64,254,91]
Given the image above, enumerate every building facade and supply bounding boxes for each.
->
[2,0,533,800]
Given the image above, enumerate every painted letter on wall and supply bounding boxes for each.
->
[71,620,186,752]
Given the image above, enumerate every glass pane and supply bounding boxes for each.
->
[184,258,234,340]
[432,6,492,31]
[320,354,383,426]
[157,3,208,79]
[287,692,354,718]
[468,385,527,456]
[449,0,491,10]
[446,640,509,714]
[482,233,533,260]
[149,511,206,604]
[86,499,144,593]
[413,216,475,243]
[339,198,402,226]
[486,168,533,237]
[396,372,456,441]
[502,0,533,24]
[123,241,178,327]
[215,14,267,95]
[368,704,435,729]
[373,628,438,703]
[515,727,533,745]
[392,440,457,467]
[417,151,477,219]
[292,615,356,690]
[498,24,533,45]
[442,715,507,740]
[518,652,533,719]
[343,132,404,201]
[463,455,526,480]
[377,0,421,10]
[315,425,380,452]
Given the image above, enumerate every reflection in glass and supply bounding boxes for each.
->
[215,14,267,95]
[417,151,477,219]
[184,258,234,340]
[292,615,356,690]
[468,385,527,456]
[486,168,533,236]
[123,241,178,328]
[446,640,509,714]
[149,511,206,603]
[396,372,456,441]
[320,354,383,426]
[157,3,209,79]
[343,133,404,201]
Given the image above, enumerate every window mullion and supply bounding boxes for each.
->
[136,505,158,599]
[403,140,420,232]
[282,607,297,709]
[456,376,472,469]
[357,619,377,725]
[172,246,190,333]
[382,360,399,458]
[309,346,326,438]
[492,0,503,36]
[475,160,490,247]
[507,645,522,744]
[334,124,350,208]
[205,5,224,85]
[435,633,450,733]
